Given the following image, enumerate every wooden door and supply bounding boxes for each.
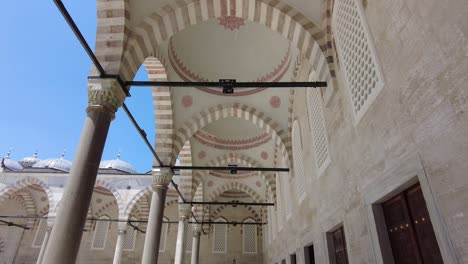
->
[383,194,422,264]
[332,226,349,264]
[382,183,443,264]
[406,185,443,264]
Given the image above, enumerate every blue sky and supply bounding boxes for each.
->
[1,1,154,172]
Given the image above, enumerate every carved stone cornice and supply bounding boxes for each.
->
[87,79,126,114]
[152,168,173,189]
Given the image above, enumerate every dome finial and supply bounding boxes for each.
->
[34,149,38,158]
[6,147,12,158]
[117,151,121,159]
[61,149,66,158]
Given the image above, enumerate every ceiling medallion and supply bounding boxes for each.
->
[182,95,193,108]
[270,96,281,108]
[198,150,206,159]
[218,16,246,31]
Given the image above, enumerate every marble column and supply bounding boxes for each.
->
[41,79,126,264]
[36,225,52,264]
[174,204,192,264]
[190,225,202,264]
[142,168,173,264]
[113,222,128,264]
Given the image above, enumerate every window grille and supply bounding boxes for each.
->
[92,216,111,250]
[243,219,257,254]
[185,229,193,253]
[333,0,384,123]
[212,218,227,253]
[292,120,306,200]
[32,219,47,248]
[307,87,331,176]
[159,217,169,252]
[123,219,138,251]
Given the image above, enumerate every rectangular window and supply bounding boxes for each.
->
[327,225,349,264]
[290,253,297,264]
[304,244,315,264]
[382,183,443,263]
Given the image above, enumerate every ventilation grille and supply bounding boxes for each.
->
[333,0,384,122]
[307,88,331,176]
[32,219,47,248]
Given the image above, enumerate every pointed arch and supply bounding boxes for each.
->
[172,103,292,168]
[0,176,55,212]
[207,181,263,203]
[94,179,125,217]
[178,140,193,200]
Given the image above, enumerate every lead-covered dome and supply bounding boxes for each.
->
[100,154,137,174]
[1,156,23,171]
[19,152,41,168]
[33,156,72,172]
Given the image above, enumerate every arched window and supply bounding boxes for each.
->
[242,218,257,254]
[32,219,47,248]
[123,217,138,251]
[159,217,169,252]
[212,218,227,253]
[306,74,331,177]
[292,120,306,200]
[332,0,384,123]
[92,215,111,250]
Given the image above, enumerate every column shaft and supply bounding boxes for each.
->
[113,229,126,264]
[141,186,168,264]
[174,217,188,264]
[36,227,51,264]
[190,232,201,264]
[42,109,113,264]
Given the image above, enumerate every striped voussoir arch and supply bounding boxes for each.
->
[94,0,130,74]
[211,204,261,221]
[0,176,55,211]
[191,172,204,199]
[192,181,204,221]
[92,200,118,218]
[95,179,126,216]
[206,153,276,200]
[172,103,292,169]
[144,57,175,166]
[9,191,36,226]
[178,141,194,200]
[115,0,334,90]
[207,182,263,203]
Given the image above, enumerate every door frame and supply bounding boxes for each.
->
[362,153,458,263]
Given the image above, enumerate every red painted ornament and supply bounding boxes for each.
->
[270,96,281,108]
[198,151,206,159]
[218,16,245,31]
[256,181,262,187]
[261,151,269,160]
[96,198,102,204]
[182,95,193,108]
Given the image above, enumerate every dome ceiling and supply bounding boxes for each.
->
[166,18,292,85]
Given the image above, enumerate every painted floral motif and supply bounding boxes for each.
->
[261,151,269,160]
[218,16,245,31]
[270,96,281,108]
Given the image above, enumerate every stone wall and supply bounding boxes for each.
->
[264,0,468,263]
